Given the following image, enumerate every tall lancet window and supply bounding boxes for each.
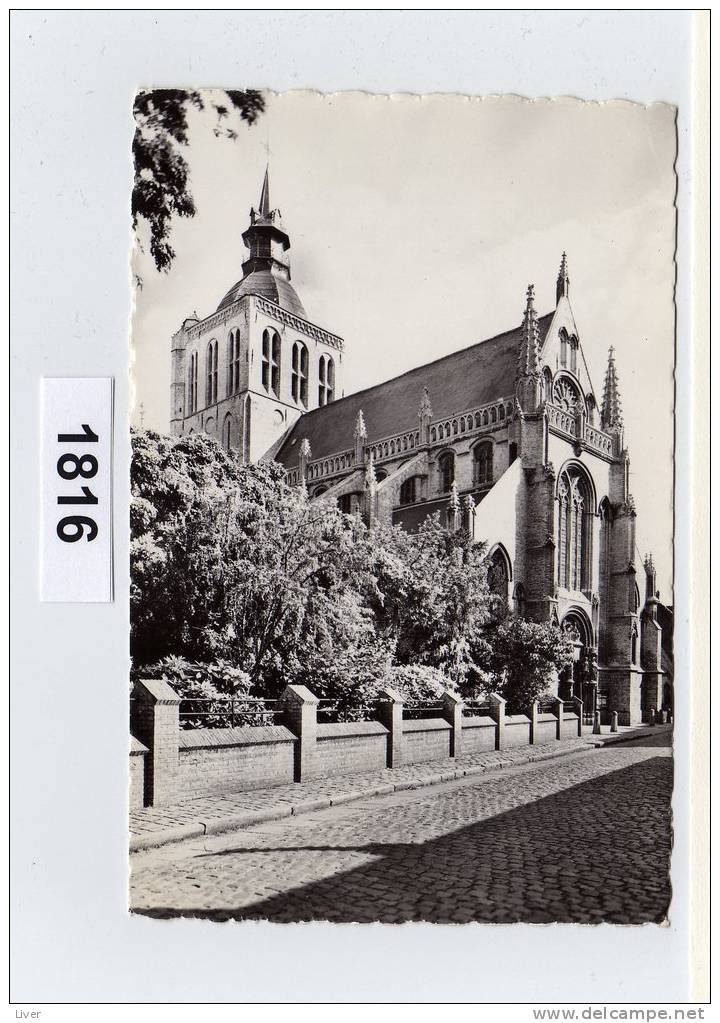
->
[558,468,592,591]
[438,452,455,493]
[560,329,568,368]
[187,351,198,414]
[261,329,281,397]
[291,341,309,406]
[227,329,241,396]
[570,484,585,589]
[570,337,578,374]
[473,442,493,486]
[318,354,335,406]
[205,340,218,406]
[558,477,570,587]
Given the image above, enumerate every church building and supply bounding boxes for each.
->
[169,171,673,727]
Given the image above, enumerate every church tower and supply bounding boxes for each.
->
[169,169,344,462]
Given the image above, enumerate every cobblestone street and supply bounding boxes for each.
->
[131,731,672,924]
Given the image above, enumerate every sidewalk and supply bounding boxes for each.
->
[129,722,671,852]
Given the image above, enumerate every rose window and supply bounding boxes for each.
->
[553,377,581,412]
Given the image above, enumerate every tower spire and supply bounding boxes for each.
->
[515,284,544,414]
[517,284,542,378]
[601,346,624,431]
[556,251,570,304]
[259,164,270,215]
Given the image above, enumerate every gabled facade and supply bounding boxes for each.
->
[169,177,672,727]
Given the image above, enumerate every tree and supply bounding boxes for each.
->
[130,429,388,704]
[479,616,575,713]
[132,88,265,274]
[367,517,497,690]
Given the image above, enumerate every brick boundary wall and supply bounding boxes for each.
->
[130,680,597,808]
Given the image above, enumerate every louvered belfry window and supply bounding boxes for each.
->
[291,341,309,406]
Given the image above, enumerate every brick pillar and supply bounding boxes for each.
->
[529,701,539,745]
[550,695,563,740]
[489,692,506,751]
[571,696,583,736]
[441,690,464,759]
[278,684,319,782]
[131,678,181,807]
[377,687,404,768]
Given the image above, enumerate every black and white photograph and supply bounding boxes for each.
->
[129,91,676,925]
[10,10,709,1011]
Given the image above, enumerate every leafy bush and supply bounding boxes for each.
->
[478,617,574,713]
[135,656,261,728]
[386,664,454,705]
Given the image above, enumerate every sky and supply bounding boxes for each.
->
[132,92,676,597]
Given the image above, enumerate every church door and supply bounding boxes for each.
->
[562,611,595,722]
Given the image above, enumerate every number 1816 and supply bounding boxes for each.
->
[56,423,99,542]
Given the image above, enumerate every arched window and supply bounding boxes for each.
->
[560,329,568,368]
[338,493,354,514]
[557,467,593,591]
[473,442,493,486]
[570,337,578,374]
[205,340,218,406]
[438,452,454,493]
[291,341,309,406]
[514,583,526,617]
[399,477,416,505]
[187,351,198,413]
[487,547,510,604]
[227,329,241,396]
[223,414,233,452]
[631,624,638,665]
[318,354,335,406]
[543,367,553,402]
[261,328,280,397]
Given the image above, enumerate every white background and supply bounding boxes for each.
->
[10,10,695,1005]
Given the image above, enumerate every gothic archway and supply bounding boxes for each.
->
[487,544,512,605]
[560,609,596,719]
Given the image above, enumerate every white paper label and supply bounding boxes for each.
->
[40,378,113,602]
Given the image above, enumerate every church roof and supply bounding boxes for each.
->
[216,270,307,317]
[275,312,554,468]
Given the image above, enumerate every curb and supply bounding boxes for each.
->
[130,725,669,854]
[130,822,205,853]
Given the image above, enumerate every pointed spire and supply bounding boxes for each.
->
[365,451,377,491]
[448,481,461,532]
[601,346,624,431]
[517,284,542,379]
[449,480,461,512]
[354,409,367,440]
[298,437,312,482]
[556,252,570,304]
[259,165,270,215]
[418,387,433,421]
[644,552,658,608]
